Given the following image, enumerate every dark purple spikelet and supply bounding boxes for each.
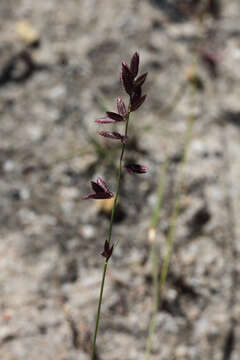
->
[82,177,114,200]
[130,94,146,112]
[132,85,142,102]
[130,52,139,78]
[101,240,114,261]
[98,131,128,144]
[91,180,105,194]
[121,61,134,95]
[106,111,124,122]
[122,61,134,79]
[95,101,126,123]
[125,164,148,174]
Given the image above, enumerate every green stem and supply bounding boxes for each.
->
[160,82,188,116]
[144,243,159,356]
[145,158,168,359]
[159,112,193,296]
[90,260,108,360]
[90,108,131,360]
[151,158,168,229]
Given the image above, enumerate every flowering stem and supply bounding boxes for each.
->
[91,108,131,360]
[88,51,147,359]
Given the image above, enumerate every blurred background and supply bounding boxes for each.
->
[1,0,240,359]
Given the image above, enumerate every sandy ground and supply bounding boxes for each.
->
[1,1,240,359]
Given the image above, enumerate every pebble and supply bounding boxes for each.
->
[80,224,95,239]
[3,160,16,172]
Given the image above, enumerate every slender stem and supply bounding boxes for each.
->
[90,261,108,360]
[151,158,168,229]
[159,112,193,293]
[145,158,168,359]
[144,243,159,355]
[90,107,131,360]
[160,82,188,116]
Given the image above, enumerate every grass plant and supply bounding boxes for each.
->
[82,52,148,359]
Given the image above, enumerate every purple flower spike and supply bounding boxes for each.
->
[117,97,127,118]
[125,164,148,174]
[130,52,139,78]
[101,240,114,261]
[82,177,114,200]
[98,131,128,144]
[130,94,146,112]
[95,117,117,124]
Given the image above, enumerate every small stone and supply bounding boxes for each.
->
[20,187,30,200]
[15,20,40,46]
[175,345,188,357]
[80,225,95,239]
[26,124,43,141]
[59,186,79,200]
[3,160,15,172]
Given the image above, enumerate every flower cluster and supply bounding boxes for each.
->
[95,57,147,143]
[82,52,148,198]
[82,52,148,196]
[82,52,148,259]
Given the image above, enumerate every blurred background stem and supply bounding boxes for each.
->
[145,85,195,359]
